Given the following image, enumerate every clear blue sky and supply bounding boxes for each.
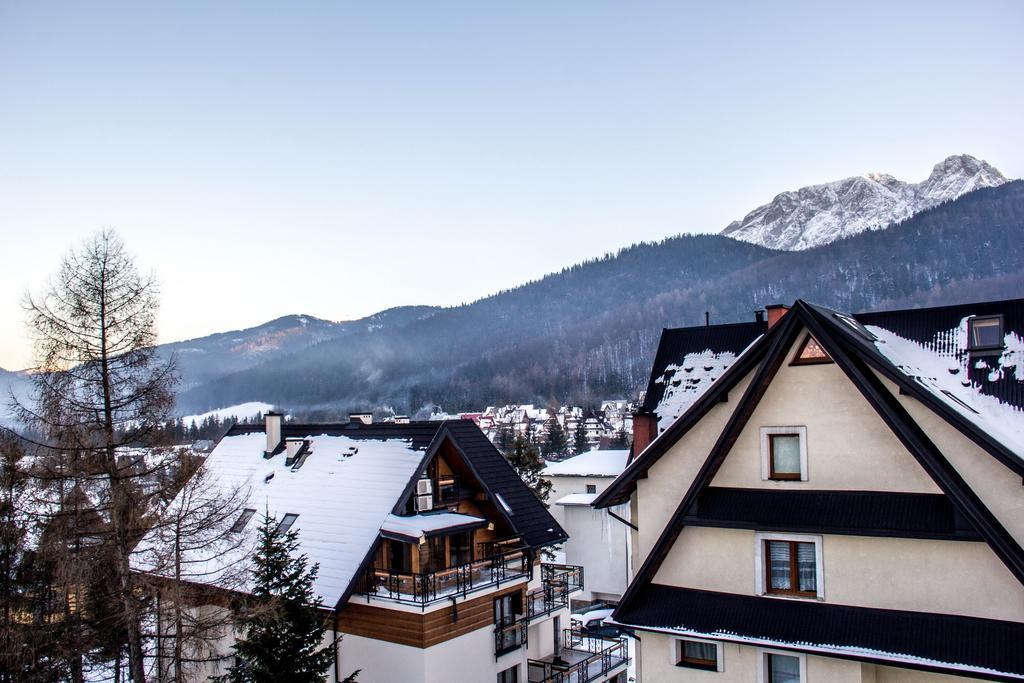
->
[1,1,1021,368]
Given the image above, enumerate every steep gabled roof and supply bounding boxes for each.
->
[607,300,1024,644]
[133,419,566,607]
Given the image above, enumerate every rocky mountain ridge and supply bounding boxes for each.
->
[721,154,1009,250]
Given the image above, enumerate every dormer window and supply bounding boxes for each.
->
[230,508,256,533]
[968,315,1003,353]
[276,513,299,534]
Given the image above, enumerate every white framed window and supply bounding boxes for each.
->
[754,532,824,600]
[759,427,808,481]
[756,649,806,683]
[672,636,723,672]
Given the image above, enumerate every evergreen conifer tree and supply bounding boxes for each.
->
[505,433,551,503]
[542,418,568,459]
[216,514,356,683]
[572,420,589,456]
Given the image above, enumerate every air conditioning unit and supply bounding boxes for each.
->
[415,478,434,512]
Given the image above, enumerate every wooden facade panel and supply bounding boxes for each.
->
[338,585,525,649]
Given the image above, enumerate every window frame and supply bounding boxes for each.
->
[230,508,257,533]
[672,636,724,672]
[276,513,299,534]
[586,484,597,495]
[756,649,806,683]
[967,315,1004,353]
[790,334,833,366]
[754,532,824,600]
[497,664,519,683]
[759,427,808,482]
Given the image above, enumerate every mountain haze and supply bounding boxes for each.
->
[721,154,1009,250]
[174,181,1024,416]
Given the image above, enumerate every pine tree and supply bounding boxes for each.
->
[217,514,355,683]
[541,417,568,459]
[506,433,551,503]
[572,420,589,456]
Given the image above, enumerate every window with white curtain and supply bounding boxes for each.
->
[755,533,823,600]
[759,427,808,481]
[674,637,722,671]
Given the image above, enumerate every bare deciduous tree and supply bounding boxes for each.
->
[18,229,178,682]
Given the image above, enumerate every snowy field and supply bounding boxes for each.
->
[179,401,275,426]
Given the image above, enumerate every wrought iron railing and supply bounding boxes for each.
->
[359,547,530,605]
[541,563,584,593]
[527,630,629,683]
[494,619,528,657]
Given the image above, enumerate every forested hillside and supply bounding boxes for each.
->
[176,182,1024,415]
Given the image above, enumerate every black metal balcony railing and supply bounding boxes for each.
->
[360,547,530,605]
[527,630,629,683]
[541,563,584,593]
[494,619,528,657]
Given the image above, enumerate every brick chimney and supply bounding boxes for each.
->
[630,410,658,461]
[765,304,790,328]
[264,412,283,456]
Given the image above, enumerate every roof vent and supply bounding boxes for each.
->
[754,309,765,324]
[349,412,373,425]
[284,437,306,466]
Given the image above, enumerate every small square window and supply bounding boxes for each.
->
[766,653,802,682]
[676,638,720,671]
[497,665,519,683]
[968,316,1003,351]
[761,539,819,599]
[769,435,802,480]
[276,513,299,534]
[760,427,807,481]
[586,484,597,494]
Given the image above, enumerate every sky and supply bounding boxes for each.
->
[1,1,1022,369]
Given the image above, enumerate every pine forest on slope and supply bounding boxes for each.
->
[173,181,1024,416]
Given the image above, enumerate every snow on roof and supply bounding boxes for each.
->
[652,349,739,432]
[554,492,598,506]
[543,449,629,477]
[133,430,427,603]
[381,512,485,539]
[868,323,1024,461]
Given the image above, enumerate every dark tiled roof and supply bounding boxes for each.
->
[640,321,767,413]
[687,487,980,541]
[855,298,1024,411]
[226,419,567,551]
[443,420,567,549]
[615,584,1024,679]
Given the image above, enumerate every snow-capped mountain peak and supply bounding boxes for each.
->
[721,154,1010,250]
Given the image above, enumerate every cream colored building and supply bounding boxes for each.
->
[595,300,1024,682]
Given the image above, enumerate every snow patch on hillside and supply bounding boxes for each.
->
[180,402,276,425]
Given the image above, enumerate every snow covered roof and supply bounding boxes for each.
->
[380,512,485,541]
[133,419,568,605]
[554,493,598,506]
[134,430,426,604]
[640,321,767,434]
[543,449,629,478]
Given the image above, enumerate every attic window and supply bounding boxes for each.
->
[230,508,256,533]
[276,513,299,534]
[791,335,832,365]
[968,316,1003,352]
[833,313,877,341]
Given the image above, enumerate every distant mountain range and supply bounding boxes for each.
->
[169,180,1024,416]
[721,154,1009,250]
[4,161,1021,423]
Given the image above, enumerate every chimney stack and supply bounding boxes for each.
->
[630,410,658,463]
[349,412,373,425]
[765,304,790,329]
[754,309,765,324]
[264,412,283,456]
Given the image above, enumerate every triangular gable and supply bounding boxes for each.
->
[791,334,832,365]
[615,302,1024,616]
